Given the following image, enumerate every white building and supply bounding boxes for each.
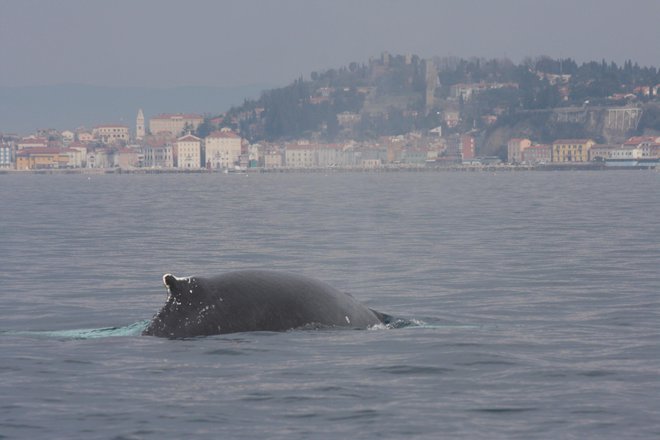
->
[623,136,660,158]
[0,142,12,168]
[450,82,518,101]
[87,149,113,168]
[609,146,643,160]
[143,143,173,168]
[176,134,201,168]
[204,128,242,169]
[149,113,203,137]
[285,143,316,168]
[316,144,347,167]
[66,144,87,168]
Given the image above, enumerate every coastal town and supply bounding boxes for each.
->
[3,53,660,172]
[1,110,659,173]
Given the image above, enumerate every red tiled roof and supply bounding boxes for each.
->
[18,138,48,145]
[623,136,655,145]
[590,145,617,149]
[286,144,314,151]
[143,138,170,148]
[553,139,594,144]
[16,147,63,156]
[152,113,203,120]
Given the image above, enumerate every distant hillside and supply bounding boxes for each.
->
[0,84,270,134]
[478,102,660,157]
[220,54,660,148]
[226,54,433,142]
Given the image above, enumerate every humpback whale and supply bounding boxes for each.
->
[143,270,388,338]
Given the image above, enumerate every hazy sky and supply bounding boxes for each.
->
[1,0,659,88]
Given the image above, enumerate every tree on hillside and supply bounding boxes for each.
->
[195,118,214,138]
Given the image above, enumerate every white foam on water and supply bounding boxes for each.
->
[368,318,480,331]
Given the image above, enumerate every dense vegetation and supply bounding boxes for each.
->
[212,54,660,143]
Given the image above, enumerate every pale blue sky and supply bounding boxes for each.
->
[1,0,659,88]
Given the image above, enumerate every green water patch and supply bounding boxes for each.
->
[1,320,150,339]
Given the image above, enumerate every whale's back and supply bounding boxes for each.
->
[143,270,384,337]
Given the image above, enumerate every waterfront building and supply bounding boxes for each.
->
[238,153,250,169]
[589,144,617,161]
[16,147,69,170]
[143,141,173,168]
[507,138,532,164]
[445,134,463,159]
[609,145,643,160]
[0,142,12,168]
[87,149,113,169]
[285,143,316,168]
[623,136,660,158]
[361,158,382,168]
[551,139,595,163]
[521,144,551,164]
[316,144,346,167]
[651,144,660,158]
[358,147,387,168]
[113,148,140,168]
[92,125,130,145]
[175,134,202,169]
[264,150,283,169]
[149,113,203,137]
[204,128,242,169]
[401,148,428,164]
[460,134,476,160]
[66,143,87,168]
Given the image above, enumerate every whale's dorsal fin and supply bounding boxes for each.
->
[162,274,191,300]
[163,274,177,288]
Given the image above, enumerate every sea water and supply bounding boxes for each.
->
[1,171,659,439]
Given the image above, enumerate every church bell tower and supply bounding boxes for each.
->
[136,108,145,141]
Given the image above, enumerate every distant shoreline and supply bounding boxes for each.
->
[1,163,658,175]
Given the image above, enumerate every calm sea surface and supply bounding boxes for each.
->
[1,171,659,439]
